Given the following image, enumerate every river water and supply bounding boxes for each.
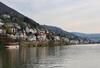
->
[0,44,100,68]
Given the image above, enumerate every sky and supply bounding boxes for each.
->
[1,0,100,33]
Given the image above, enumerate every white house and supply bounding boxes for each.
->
[37,30,47,41]
[54,36,60,41]
[2,14,10,18]
[63,37,69,42]
[26,26,30,33]
[0,22,4,33]
[9,34,17,39]
[29,29,37,34]
[70,40,79,44]
[28,34,36,41]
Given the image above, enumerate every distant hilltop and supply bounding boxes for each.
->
[0,2,95,45]
[72,32,100,42]
[0,2,40,28]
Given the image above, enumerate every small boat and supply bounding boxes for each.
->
[5,42,19,49]
[5,45,19,49]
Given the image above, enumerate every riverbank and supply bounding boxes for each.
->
[0,35,99,48]
[19,40,64,47]
[0,40,99,49]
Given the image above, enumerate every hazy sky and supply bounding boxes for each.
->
[1,0,100,33]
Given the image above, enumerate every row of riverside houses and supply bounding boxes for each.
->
[0,22,49,42]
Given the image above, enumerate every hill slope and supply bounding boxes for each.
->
[42,25,83,40]
[0,2,40,28]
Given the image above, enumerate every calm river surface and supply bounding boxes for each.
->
[0,44,100,68]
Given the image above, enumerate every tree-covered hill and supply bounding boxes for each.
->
[0,2,40,29]
[42,25,82,40]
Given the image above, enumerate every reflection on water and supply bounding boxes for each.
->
[0,49,19,68]
[0,44,100,68]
